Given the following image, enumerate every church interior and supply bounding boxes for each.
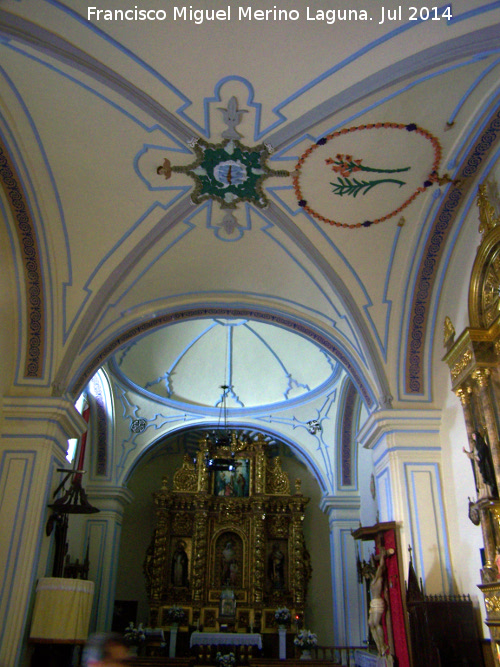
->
[1,1,500,666]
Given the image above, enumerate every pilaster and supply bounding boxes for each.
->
[320,495,364,646]
[0,395,86,667]
[357,409,451,595]
[80,485,134,632]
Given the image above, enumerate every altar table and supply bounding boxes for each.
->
[190,632,263,650]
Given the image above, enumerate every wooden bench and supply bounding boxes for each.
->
[130,658,194,667]
[128,646,364,666]
[249,659,341,667]
[250,646,365,667]
[312,646,364,666]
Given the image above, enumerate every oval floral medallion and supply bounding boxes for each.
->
[213,159,248,187]
[293,122,442,228]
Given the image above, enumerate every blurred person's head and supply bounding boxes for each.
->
[82,633,131,666]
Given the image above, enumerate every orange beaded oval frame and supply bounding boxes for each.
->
[293,122,442,229]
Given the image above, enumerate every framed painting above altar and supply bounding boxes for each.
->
[214,459,250,497]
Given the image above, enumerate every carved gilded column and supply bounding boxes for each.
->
[254,440,266,495]
[473,368,500,482]
[196,438,210,493]
[191,500,209,601]
[291,512,306,604]
[149,483,170,626]
[151,513,169,600]
[490,504,500,553]
[481,509,498,583]
[473,369,500,579]
[251,499,265,603]
[456,387,484,495]
[456,387,474,441]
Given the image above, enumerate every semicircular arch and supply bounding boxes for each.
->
[70,304,381,412]
[122,421,331,497]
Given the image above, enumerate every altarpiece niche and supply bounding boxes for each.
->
[143,433,311,634]
[443,182,500,666]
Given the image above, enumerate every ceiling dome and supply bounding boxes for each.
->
[110,317,339,412]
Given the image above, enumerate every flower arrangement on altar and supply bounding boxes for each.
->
[294,629,318,649]
[275,607,291,626]
[124,621,146,645]
[216,651,236,667]
[165,604,186,624]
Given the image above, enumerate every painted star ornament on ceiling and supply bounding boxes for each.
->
[157,96,289,209]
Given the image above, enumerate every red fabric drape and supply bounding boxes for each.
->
[381,529,411,667]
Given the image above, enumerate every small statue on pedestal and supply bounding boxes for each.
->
[463,430,498,500]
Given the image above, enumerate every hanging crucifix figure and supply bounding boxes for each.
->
[362,545,395,662]
[463,430,498,500]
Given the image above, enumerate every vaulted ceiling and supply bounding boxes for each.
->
[1,0,500,431]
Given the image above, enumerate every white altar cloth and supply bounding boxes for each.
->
[354,650,392,667]
[190,632,262,649]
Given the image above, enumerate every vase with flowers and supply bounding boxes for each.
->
[216,651,236,667]
[275,607,291,630]
[124,622,146,655]
[294,629,317,659]
[165,604,186,626]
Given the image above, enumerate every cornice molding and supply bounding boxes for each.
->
[2,395,86,439]
[357,408,442,451]
[319,495,361,513]
[85,485,134,510]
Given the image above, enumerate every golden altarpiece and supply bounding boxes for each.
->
[443,183,500,666]
[144,433,311,636]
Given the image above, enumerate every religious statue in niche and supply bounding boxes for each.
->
[171,540,189,587]
[221,539,239,588]
[463,430,499,499]
[269,542,285,590]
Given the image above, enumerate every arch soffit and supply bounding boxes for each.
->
[71,304,379,411]
[122,421,331,498]
[336,375,362,492]
[0,134,47,383]
[404,103,500,398]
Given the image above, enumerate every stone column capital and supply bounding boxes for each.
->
[2,394,86,440]
[85,485,134,514]
[357,408,441,452]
